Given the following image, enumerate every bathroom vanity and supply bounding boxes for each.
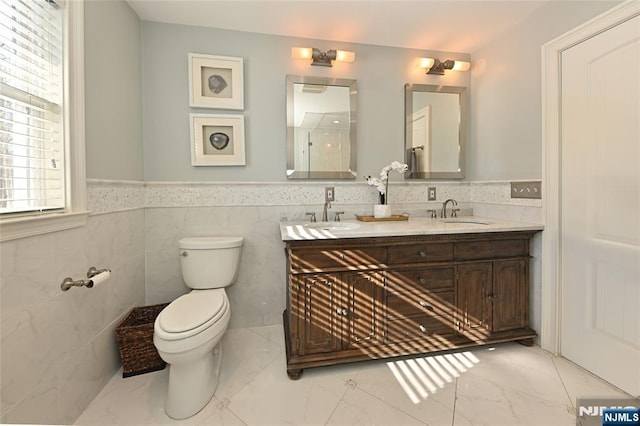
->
[280,218,542,379]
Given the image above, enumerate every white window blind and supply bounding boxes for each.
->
[0,0,65,215]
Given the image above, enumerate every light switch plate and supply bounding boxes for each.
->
[325,187,335,202]
[428,187,437,201]
[511,181,542,199]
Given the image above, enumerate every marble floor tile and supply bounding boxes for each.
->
[454,369,575,426]
[244,324,286,348]
[552,355,630,406]
[456,344,572,404]
[353,356,456,426]
[76,326,629,426]
[228,351,356,426]
[454,344,576,426]
[325,387,426,426]
[213,327,284,401]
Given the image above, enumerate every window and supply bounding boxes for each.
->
[0,0,86,241]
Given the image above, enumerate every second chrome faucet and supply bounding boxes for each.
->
[441,198,458,218]
[322,200,331,222]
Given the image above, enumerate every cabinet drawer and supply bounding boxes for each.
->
[387,243,453,264]
[455,239,528,261]
[387,290,454,320]
[386,315,456,343]
[387,267,454,292]
[290,247,386,271]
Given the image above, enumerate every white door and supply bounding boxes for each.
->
[560,14,640,396]
[412,105,431,172]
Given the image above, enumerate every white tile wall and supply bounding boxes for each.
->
[0,188,145,424]
[0,178,542,424]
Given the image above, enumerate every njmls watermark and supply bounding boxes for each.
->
[577,398,640,426]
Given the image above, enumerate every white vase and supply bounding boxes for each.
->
[373,204,392,219]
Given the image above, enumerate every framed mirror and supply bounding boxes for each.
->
[404,84,467,179]
[286,75,357,179]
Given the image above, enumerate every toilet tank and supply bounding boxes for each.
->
[178,236,243,289]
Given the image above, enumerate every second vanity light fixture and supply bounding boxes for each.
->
[418,57,471,75]
[292,47,356,67]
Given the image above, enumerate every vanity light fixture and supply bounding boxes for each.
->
[418,57,471,75]
[292,47,355,67]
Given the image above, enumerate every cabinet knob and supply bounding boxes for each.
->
[339,253,345,259]
[418,250,426,257]
[419,325,428,333]
[489,294,501,300]
[418,277,426,284]
[336,308,348,316]
[419,301,434,311]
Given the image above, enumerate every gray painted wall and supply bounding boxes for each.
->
[141,22,470,182]
[84,1,619,183]
[468,0,620,180]
[85,0,143,180]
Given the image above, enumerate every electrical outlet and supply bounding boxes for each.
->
[510,181,542,199]
[325,186,335,202]
[428,187,437,201]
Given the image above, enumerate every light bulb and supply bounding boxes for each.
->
[336,50,355,62]
[418,57,436,69]
[291,47,312,59]
[452,61,471,71]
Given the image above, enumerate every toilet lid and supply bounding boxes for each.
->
[158,291,225,333]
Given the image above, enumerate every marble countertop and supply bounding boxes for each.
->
[279,216,544,241]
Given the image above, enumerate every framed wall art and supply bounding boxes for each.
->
[189,53,244,110]
[190,114,246,166]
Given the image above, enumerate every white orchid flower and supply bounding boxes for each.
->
[365,161,409,204]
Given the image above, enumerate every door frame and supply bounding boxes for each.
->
[540,0,640,354]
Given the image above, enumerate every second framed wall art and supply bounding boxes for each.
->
[189,53,244,110]
[190,114,246,166]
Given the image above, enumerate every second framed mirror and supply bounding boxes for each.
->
[405,84,467,179]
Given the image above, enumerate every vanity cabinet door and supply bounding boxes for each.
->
[456,262,492,337]
[295,274,342,356]
[492,259,528,332]
[341,271,384,349]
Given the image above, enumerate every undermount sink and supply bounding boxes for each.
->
[304,222,361,231]
[442,219,491,225]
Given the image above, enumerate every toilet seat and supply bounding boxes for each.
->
[155,290,228,341]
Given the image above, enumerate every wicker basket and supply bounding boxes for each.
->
[116,303,169,378]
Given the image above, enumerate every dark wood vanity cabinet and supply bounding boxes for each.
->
[283,231,537,379]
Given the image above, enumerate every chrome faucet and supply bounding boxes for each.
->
[441,198,458,218]
[322,200,332,222]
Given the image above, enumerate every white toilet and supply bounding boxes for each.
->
[153,236,243,420]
